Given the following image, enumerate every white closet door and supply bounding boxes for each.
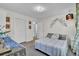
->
[13,18,26,43]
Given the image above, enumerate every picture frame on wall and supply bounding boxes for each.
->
[29,21,31,24]
[6,24,10,29]
[6,17,10,22]
[29,25,31,29]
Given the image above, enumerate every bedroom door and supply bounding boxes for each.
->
[37,22,44,39]
[13,18,26,43]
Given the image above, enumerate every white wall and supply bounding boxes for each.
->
[0,4,76,42]
[37,22,44,39]
[0,9,7,31]
[37,4,76,38]
[26,17,36,41]
[0,8,35,43]
[43,17,68,37]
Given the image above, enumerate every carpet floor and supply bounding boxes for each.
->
[21,41,76,56]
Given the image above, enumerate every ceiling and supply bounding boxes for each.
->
[0,3,75,19]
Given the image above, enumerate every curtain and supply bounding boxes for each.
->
[73,4,79,54]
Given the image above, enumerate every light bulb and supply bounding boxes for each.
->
[34,5,46,12]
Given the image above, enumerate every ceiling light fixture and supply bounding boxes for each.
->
[34,5,46,12]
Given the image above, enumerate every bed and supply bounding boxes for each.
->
[0,36,26,56]
[35,33,68,56]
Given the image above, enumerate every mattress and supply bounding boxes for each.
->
[35,38,68,56]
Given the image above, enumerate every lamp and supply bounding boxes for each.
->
[34,5,46,12]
